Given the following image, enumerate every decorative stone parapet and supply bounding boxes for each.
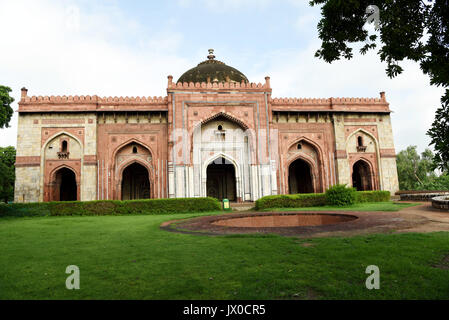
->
[167,80,270,92]
[270,92,391,113]
[432,196,449,211]
[20,95,168,104]
[17,90,169,113]
[57,152,70,159]
[271,97,385,105]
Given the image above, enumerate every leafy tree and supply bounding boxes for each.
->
[0,86,14,128]
[396,145,449,190]
[424,174,449,190]
[396,146,435,190]
[0,146,16,203]
[309,0,449,170]
[427,95,449,171]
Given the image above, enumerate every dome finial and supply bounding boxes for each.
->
[207,49,215,60]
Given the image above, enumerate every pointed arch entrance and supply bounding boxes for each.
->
[51,167,77,201]
[288,158,314,194]
[121,162,151,200]
[352,160,373,191]
[113,140,154,200]
[206,157,237,201]
[193,112,251,202]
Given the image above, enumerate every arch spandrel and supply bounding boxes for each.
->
[115,142,152,170]
[43,133,82,160]
[287,139,319,162]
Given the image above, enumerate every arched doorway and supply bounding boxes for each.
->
[206,157,236,201]
[121,163,151,200]
[53,167,77,201]
[352,160,373,191]
[288,158,314,194]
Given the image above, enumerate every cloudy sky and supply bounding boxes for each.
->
[0,0,444,153]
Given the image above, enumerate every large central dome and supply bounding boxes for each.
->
[177,49,249,84]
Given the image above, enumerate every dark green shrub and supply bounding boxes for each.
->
[254,188,392,210]
[355,191,390,203]
[325,184,356,206]
[255,193,326,210]
[0,197,221,218]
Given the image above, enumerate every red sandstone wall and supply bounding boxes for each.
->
[273,121,336,194]
[97,121,168,200]
[15,84,397,202]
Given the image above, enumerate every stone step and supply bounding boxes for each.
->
[230,202,255,211]
[232,206,255,212]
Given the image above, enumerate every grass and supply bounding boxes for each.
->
[1,201,448,300]
[263,202,420,212]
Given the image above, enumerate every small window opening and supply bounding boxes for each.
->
[132,146,138,154]
[357,136,363,147]
[297,143,302,150]
[61,140,68,152]
[215,124,226,141]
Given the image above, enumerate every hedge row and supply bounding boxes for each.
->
[0,197,222,217]
[255,190,391,210]
[255,194,326,210]
[355,191,391,203]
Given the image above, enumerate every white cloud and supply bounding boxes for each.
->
[0,0,189,147]
[294,12,319,33]
[249,42,444,153]
[177,0,272,11]
[0,0,443,156]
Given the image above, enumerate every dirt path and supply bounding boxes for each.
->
[395,202,449,233]
[161,202,449,238]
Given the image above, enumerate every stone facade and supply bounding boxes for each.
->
[14,55,399,203]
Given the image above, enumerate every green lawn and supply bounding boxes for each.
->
[1,202,448,300]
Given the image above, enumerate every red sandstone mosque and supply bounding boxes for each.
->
[14,50,399,203]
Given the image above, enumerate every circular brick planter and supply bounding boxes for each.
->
[432,196,449,211]
[160,211,425,237]
[212,213,357,228]
[400,192,449,202]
